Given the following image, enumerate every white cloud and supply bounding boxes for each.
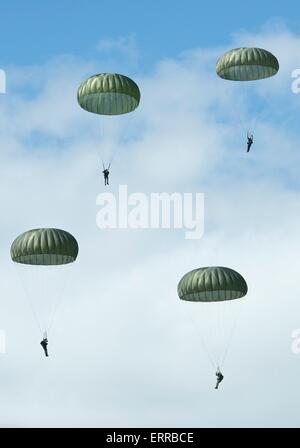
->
[96,34,139,70]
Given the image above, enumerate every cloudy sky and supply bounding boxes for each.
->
[0,0,300,428]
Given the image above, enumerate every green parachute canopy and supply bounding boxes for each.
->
[77,73,140,115]
[216,47,279,81]
[11,228,79,266]
[178,266,248,302]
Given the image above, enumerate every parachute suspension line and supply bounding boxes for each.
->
[102,113,132,170]
[183,304,217,371]
[229,84,258,144]
[13,264,43,336]
[98,118,105,167]
[46,268,71,334]
[248,115,258,136]
[96,117,115,170]
[227,88,249,151]
[91,116,106,170]
[215,299,226,368]
[37,262,50,333]
[244,81,265,138]
[212,300,224,369]
[199,299,241,371]
[219,301,244,369]
[215,301,222,364]
[107,138,121,168]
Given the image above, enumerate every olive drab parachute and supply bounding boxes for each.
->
[77,73,140,115]
[216,47,279,139]
[77,73,140,171]
[11,228,79,265]
[178,266,248,370]
[216,47,279,81]
[11,228,79,336]
[178,266,248,302]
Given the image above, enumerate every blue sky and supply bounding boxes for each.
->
[0,0,299,68]
[1,0,300,428]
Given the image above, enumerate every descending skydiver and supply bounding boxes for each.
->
[215,368,224,389]
[102,163,110,186]
[247,133,253,153]
[40,337,49,357]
